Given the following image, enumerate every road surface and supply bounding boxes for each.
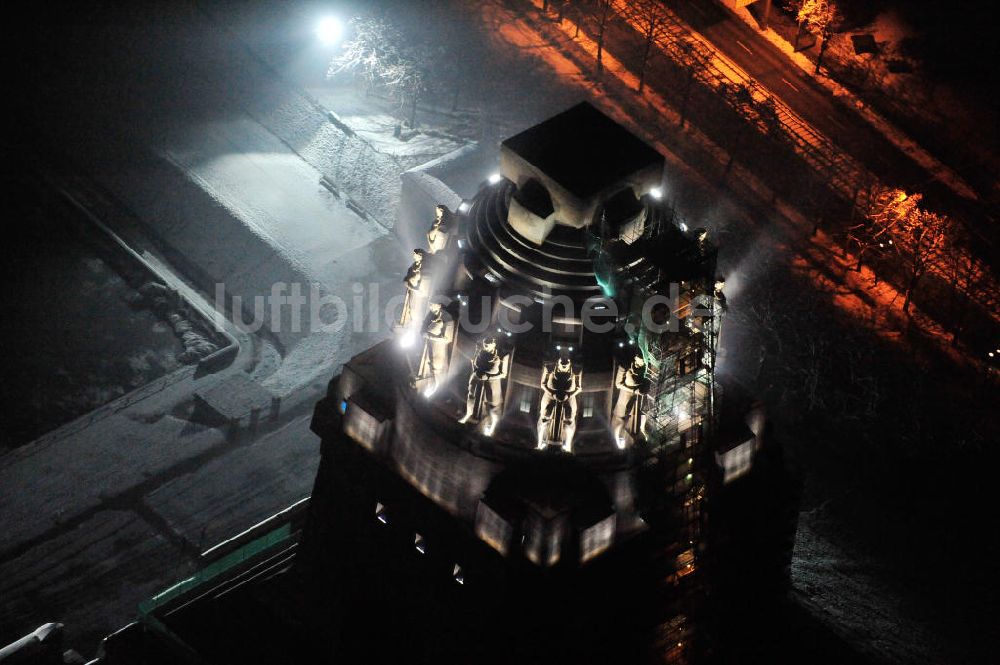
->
[663,0,996,249]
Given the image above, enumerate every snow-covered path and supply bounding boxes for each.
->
[163,115,385,288]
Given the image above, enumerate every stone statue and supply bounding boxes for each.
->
[427,205,452,254]
[458,336,507,435]
[694,228,709,247]
[537,356,581,453]
[611,353,648,448]
[398,249,427,329]
[415,302,452,397]
[713,277,727,310]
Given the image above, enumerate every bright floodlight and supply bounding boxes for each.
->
[649,187,663,199]
[488,173,502,184]
[399,330,417,349]
[316,17,344,45]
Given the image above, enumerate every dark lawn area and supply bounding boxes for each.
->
[1,178,183,450]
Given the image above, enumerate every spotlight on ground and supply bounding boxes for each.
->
[316,17,344,46]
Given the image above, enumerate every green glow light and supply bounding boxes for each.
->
[595,272,615,297]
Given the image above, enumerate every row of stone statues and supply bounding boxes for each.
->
[454,336,648,453]
[398,206,453,330]
[399,204,649,453]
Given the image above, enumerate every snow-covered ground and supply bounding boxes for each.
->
[165,116,384,285]
[320,103,469,162]
[793,517,950,665]
[159,109,417,392]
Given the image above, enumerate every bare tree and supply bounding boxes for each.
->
[847,186,915,272]
[676,40,700,128]
[329,14,445,128]
[632,0,670,92]
[721,82,755,177]
[754,96,783,139]
[788,0,835,52]
[760,0,775,31]
[727,82,756,120]
[939,229,980,346]
[799,0,837,40]
[555,0,569,22]
[785,0,807,51]
[328,15,404,94]
[857,187,953,314]
[718,83,739,173]
[590,0,613,75]
[383,53,431,128]
[808,0,841,73]
[889,208,951,314]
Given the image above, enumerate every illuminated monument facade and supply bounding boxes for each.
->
[89,103,796,665]
[303,103,782,663]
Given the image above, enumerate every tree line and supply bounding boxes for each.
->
[327,2,997,358]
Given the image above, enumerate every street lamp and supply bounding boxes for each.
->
[316,17,344,46]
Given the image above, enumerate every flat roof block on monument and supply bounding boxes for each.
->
[500,102,664,241]
[502,102,663,200]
